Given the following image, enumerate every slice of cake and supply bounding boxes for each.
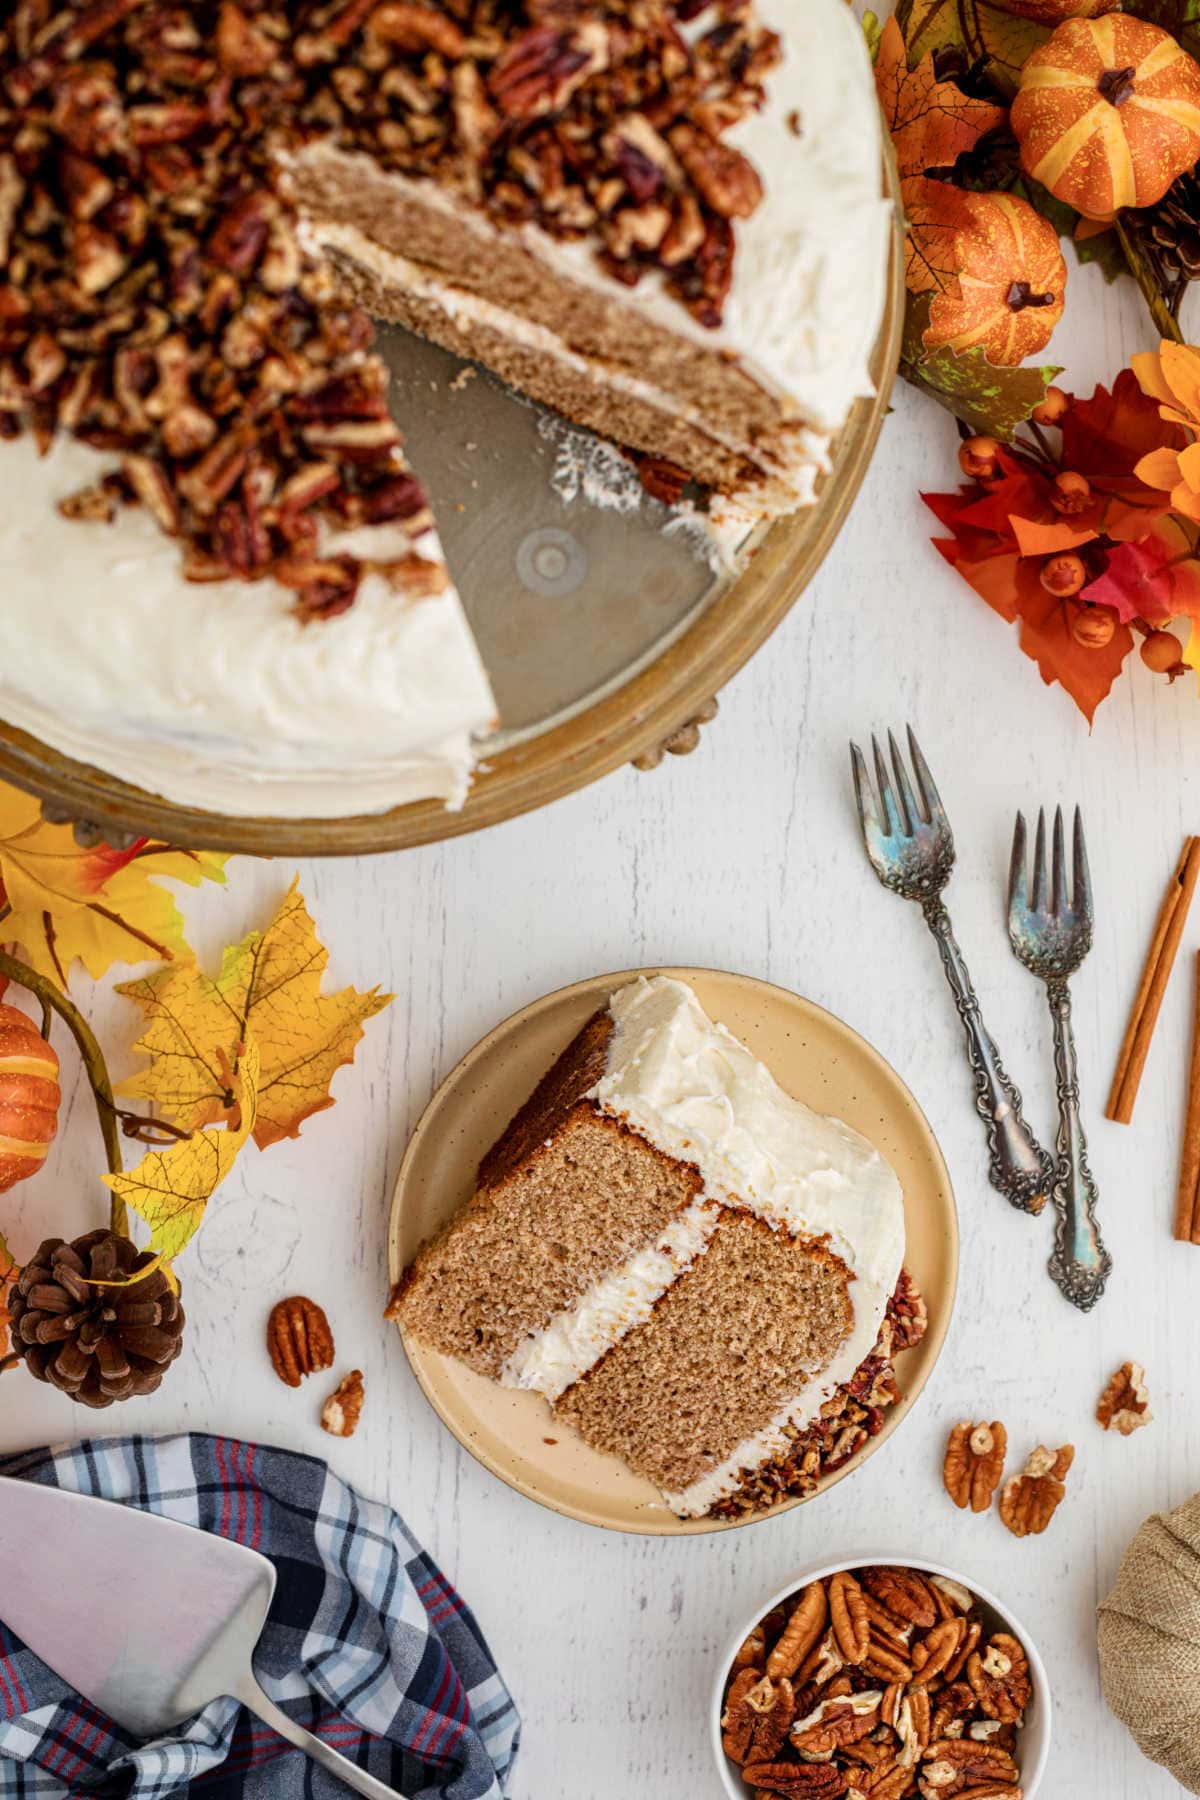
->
[0,0,889,816]
[395,976,906,1517]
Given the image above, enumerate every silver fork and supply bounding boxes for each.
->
[851,727,1054,1215]
[1008,806,1112,1312]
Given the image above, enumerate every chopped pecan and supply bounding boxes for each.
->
[369,1,467,55]
[267,1295,335,1387]
[943,1421,1007,1513]
[321,1368,364,1436]
[669,120,763,218]
[1096,1361,1151,1435]
[489,19,609,120]
[998,1445,1073,1539]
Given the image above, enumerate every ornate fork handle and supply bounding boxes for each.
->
[1044,979,1111,1311]
[922,899,1054,1214]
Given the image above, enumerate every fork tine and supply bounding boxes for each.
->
[1051,804,1066,916]
[906,726,941,825]
[887,729,918,836]
[1008,812,1028,919]
[1032,807,1048,914]
[1073,805,1093,921]
[872,733,903,837]
[850,742,878,840]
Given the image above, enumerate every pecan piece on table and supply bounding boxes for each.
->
[998,1444,1073,1538]
[1096,1361,1152,1435]
[267,1295,335,1386]
[942,1421,1007,1513]
[320,1368,364,1437]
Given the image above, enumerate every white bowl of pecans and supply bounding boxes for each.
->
[711,1557,1051,1800]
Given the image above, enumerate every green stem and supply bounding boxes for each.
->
[1115,217,1185,345]
[0,947,126,1236]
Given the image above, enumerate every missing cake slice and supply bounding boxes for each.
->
[395,975,906,1518]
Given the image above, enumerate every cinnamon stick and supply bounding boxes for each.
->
[1107,835,1200,1125]
[1175,952,1200,1244]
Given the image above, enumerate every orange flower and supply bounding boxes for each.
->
[1132,342,1200,521]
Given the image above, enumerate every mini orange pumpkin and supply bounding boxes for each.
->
[925,192,1067,365]
[1013,16,1200,220]
[0,1002,60,1192]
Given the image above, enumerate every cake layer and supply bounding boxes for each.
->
[0,436,497,817]
[395,1012,703,1378]
[555,1211,853,1493]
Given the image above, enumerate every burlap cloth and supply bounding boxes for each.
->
[1098,1490,1200,1792]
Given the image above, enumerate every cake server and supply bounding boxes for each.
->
[0,1477,409,1800]
[1007,806,1112,1312]
[850,726,1055,1215]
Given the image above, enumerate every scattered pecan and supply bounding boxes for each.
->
[1096,1361,1152,1435]
[943,1421,1007,1513]
[321,1368,365,1436]
[267,1295,335,1386]
[998,1445,1073,1538]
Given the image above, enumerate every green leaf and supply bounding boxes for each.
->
[863,9,883,61]
[901,293,1062,439]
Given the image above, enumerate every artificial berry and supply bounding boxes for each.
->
[959,435,999,481]
[1141,629,1182,673]
[1071,605,1116,648]
[1032,385,1071,426]
[1051,470,1091,515]
[1041,552,1087,597]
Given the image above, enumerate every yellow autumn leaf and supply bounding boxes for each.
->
[104,1040,260,1267]
[0,782,227,985]
[117,878,392,1150]
[0,1232,18,1366]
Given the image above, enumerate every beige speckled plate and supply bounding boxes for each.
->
[388,968,958,1535]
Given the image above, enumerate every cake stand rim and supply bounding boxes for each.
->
[386,963,959,1538]
[0,146,905,854]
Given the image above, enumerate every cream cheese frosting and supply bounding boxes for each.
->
[499,975,906,1514]
[0,433,496,817]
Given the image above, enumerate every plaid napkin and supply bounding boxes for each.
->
[0,1434,520,1799]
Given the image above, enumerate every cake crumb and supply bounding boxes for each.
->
[450,366,477,391]
[787,108,803,136]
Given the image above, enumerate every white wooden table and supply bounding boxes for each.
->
[3,257,1198,1800]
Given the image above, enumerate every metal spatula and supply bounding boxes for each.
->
[0,1476,409,1799]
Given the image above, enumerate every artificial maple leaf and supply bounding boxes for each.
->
[875,17,1006,298]
[1063,370,1189,483]
[894,0,1054,97]
[117,878,392,1151]
[0,783,227,986]
[104,1041,259,1269]
[1081,521,1200,624]
[0,1233,18,1366]
[902,294,1062,438]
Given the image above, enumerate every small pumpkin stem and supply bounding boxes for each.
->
[0,946,127,1236]
[1115,216,1185,342]
[1097,66,1136,106]
[1006,282,1055,310]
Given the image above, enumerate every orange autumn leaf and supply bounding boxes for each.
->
[924,192,1067,365]
[875,15,1007,297]
[0,1233,18,1366]
[1010,515,1096,555]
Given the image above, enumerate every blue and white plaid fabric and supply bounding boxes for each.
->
[0,1434,519,1799]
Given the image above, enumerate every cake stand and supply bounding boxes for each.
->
[0,157,904,854]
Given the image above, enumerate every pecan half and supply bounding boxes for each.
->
[722,1668,763,1766]
[267,1296,335,1386]
[768,1583,828,1680]
[791,1693,881,1760]
[828,1570,870,1666]
[1096,1361,1151,1435]
[860,1569,937,1631]
[321,1368,364,1437]
[998,1445,1073,1538]
[943,1421,1007,1513]
[743,1763,847,1798]
[966,1635,1032,1725]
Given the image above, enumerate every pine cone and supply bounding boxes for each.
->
[9,1229,184,1408]
[1131,171,1200,287]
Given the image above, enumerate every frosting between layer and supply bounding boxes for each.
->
[0,433,496,817]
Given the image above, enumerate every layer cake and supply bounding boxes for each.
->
[0,0,890,816]
[396,975,906,1516]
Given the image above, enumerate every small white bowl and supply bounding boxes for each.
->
[710,1553,1052,1800]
